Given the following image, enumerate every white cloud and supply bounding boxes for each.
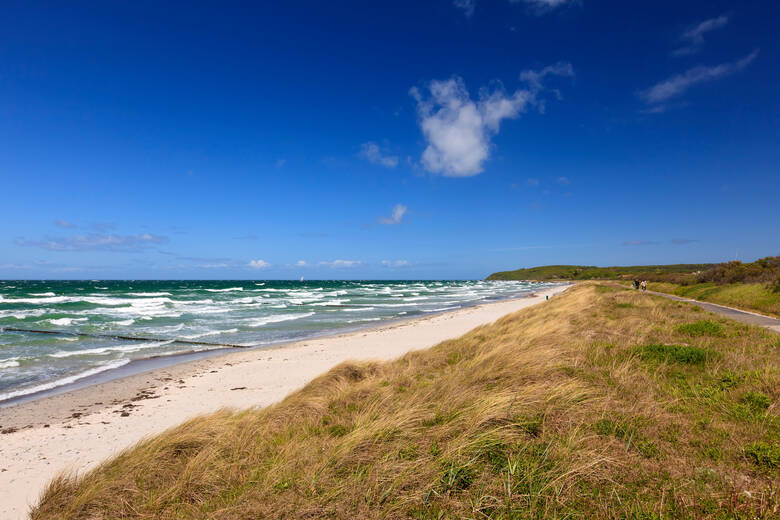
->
[15,233,167,252]
[378,204,407,225]
[359,142,399,168]
[320,260,363,268]
[381,260,410,268]
[640,50,758,106]
[296,260,308,267]
[55,220,76,228]
[526,178,540,187]
[673,14,729,56]
[556,176,570,185]
[453,0,475,16]
[248,259,270,269]
[411,66,571,177]
[513,0,573,14]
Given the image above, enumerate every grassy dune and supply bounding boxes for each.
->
[33,284,779,519]
[486,264,713,281]
[648,282,780,318]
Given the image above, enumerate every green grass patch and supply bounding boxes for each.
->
[439,461,475,493]
[744,442,780,469]
[328,424,349,437]
[636,344,710,365]
[677,320,724,337]
[594,417,659,458]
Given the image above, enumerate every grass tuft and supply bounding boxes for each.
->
[636,343,711,364]
[677,320,724,337]
[744,442,780,469]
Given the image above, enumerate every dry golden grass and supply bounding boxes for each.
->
[32,284,779,519]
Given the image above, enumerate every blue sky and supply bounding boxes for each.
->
[1,0,778,279]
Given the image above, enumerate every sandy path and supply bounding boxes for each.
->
[0,285,567,519]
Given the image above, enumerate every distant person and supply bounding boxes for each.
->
[633,279,640,290]
[641,280,647,292]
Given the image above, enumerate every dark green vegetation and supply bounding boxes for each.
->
[489,256,780,317]
[34,284,779,519]
[486,263,714,281]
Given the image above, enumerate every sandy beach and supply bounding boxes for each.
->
[0,285,567,519]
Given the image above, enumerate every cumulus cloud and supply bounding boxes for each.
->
[15,233,168,252]
[382,260,410,268]
[320,260,363,268]
[55,220,76,228]
[411,66,571,177]
[296,260,308,266]
[248,259,270,269]
[673,14,729,56]
[453,0,475,16]
[359,142,399,168]
[640,50,758,107]
[378,204,407,225]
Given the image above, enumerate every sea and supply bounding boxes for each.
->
[0,279,558,403]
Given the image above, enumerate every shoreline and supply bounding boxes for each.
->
[0,286,561,408]
[0,284,568,519]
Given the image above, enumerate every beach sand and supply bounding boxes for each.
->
[0,285,567,519]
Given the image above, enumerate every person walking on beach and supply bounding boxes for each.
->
[640,280,647,292]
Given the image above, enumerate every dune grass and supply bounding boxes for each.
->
[649,282,780,317]
[32,284,779,519]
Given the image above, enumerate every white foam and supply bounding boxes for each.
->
[309,299,350,306]
[0,359,20,369]
[29,292,56,296]
[48,317,88,326]
[113,319,135,326]
[0,309,48,319]
[49,340,175,358]
[347,317,381,323]
[248,312,315,327]
[344,307,374,312]
[128,292,172,296]
[204,287,244,292]
[145,323,184,333]
[422,306,459,313]
[181,328,239,340]
[0,359,131,402]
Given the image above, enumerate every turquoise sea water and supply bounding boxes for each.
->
[0,280,557,402]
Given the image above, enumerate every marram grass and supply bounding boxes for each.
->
[33,284,779,519]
